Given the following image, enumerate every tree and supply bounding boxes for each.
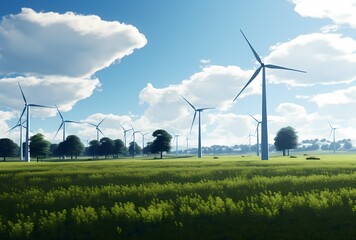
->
[343,140,352,150]
[65,135,84,159]
[100,137,114,158]
[113,139,126,158]
[150,129,172,159]
[49,144,59,158]
[274,126,298,156]
[128,141,142,157]
[30,133,51,162]
[142,142,152,156]
[88,140,100,158]
[0,138,19,161]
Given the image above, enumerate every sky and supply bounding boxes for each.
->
[0,0,355,150]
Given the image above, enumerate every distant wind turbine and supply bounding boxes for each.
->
[140,132,149,152]
[130,125,140,158]
[5,119,28,161]
[87,118,106,141]
[172,130,181,156]
[184,133,191,154]
[54,105,82,142]
[181,95,214,158]
[328,122,338,154]
[233,30,306,160]
[247,130,255,153]
[119,123,132,147]
[18,82,54,162]
[249,114,262,156]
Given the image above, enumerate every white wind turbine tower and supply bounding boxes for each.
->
[5,119,27,161]
[248,130,255,153]
[181,95,214,158]
[172,130,181,156]
[130,125,140,158]
[53,105,83,142]
[140,132,149,153]
[184,133,191,154]
[119,123,132,147]
[328,122,338,154]
[233,30,306,160]
[249,114,262,156]
[18,83,54,162]
[87,118,106,141]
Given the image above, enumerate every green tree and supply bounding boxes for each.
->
[99,137,114,158]
[49,143,59,158]
[113,139,126,158]
[142,141,152,156]
[88,140,100,158]
[128,141,141,157]
[274,126,298,156]
[150,129,172,159]
[0,138,19,161]
[65,135,84,159]
[30,133,51,162]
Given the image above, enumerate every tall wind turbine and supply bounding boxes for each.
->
[181,95,214,158]
[233,30,306,160]
[54,105,82,142]
[119,123,132,147]
[249,114,262,156]
[247,131,255,153]
[184,133,191,154]
[88,118,106,141]
[140,132,149,151]
[130,125,140,158]
[5,119,27,161]
[172,131,180,156]
[18,83,54,162]
[328,122,338,154]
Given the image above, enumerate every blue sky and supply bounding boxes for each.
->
[0,0,355,149]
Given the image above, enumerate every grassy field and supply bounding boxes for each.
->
[0,155,355,239]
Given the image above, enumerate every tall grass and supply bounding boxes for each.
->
[0,156,355,239]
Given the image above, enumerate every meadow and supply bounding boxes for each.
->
[0,154,355,239]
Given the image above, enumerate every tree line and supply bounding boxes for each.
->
[0,129,173,161]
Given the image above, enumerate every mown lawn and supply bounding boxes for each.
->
[0,155,355,239]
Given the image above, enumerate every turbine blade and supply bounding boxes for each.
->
[119,122,125,131]
[18,82,27,103]
[200,107,215,111]
[249,113,259,123]
[55,105,64,120]
[66,120,82,124]
[265,64,306,73]
[5,124,20,134]
[329,129,333,139]
[86,122,96,127]
[29,104,54,108]
[19,107,26,122]
[53,123,64,140]
[97,117,106,127]
[240,30,262,64]
[190,111,197,134]
[233,66,262,101]
[328,121,333,129]
[98,128,105,136]
[181,95,196,110]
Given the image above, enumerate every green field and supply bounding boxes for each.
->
[0,155,356,239]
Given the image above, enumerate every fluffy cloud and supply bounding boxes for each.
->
[265,33,356,86]
[0,8,147,77]
[291,0,356,28]
[309,86,356,107]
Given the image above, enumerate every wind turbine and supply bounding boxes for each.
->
[53,105,82,142]
[233,30,306,160]
[328,122,338,154]
[140,132,149,152]
[5,119,27,161]
[247,130,255,153]
[129,126,140,158]
[249,114,262,156]
[181,95,214,158]
[18,82,54,162]
[87,118,106,141]
[184,133,191,154]
[172,130,181,156]
[119,123,132,147]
